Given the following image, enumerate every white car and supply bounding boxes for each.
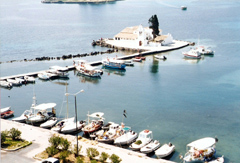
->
[41,157,59,163]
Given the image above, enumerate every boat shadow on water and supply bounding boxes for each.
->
[102,67,126,76]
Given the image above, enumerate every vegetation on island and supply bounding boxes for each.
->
[148,14,160,39]
[37,134,122,163]
[1,128,32,150]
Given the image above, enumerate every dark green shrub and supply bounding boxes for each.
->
[9,128,21,140]
[60,138,71,151]
[99,152,109,162]
[91,160,98,163]
[86,148,99,160]
[110,154,122,163]
[59,150,70,163]
[1,132,7,144]
[76,156,84,163]
[45,146,59,156]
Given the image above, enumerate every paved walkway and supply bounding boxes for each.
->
[1,119,176,163]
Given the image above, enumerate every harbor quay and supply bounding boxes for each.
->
[0,119,176,163]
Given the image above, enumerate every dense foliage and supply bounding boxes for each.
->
[148,14,160,39]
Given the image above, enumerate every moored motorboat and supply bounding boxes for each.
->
[26,103,56,125]
[182,49,201,59]
[154,55,167,60]
[24,76,36,83]
[40,117,58,128]
[155,142,175,158]
[95,123,122,144]
[182,137,218,163]
[140,140,161,154]
[7,78,22,86]
[114,125,138,146]
[1,110,14,119]
[60,119,86,134]
[195,46,214,55]
[47,69,69,78]
[129,129,153,151]
[51,117,74,132]
[1,106,11,114]
[75,60,102,78]
[132,58,142,62]
[102,58,126,69]
[0,81,12,88]
[38,73,50,80]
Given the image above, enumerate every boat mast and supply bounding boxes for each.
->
[66,83,69,119]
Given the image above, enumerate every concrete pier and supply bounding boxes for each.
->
[1,119,176,163]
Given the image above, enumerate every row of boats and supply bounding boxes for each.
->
[182,45,214,59]
[0,76,35,89]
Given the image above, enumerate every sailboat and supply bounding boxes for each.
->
[51,85,86,133]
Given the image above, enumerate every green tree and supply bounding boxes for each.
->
[45,146,59,156]
[9,128,21,140]
[59,150,70,163]
[60,138,71,151]
[148,14,159,39]
[86,148,99,160]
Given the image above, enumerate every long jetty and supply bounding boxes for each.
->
[0,40,190,81]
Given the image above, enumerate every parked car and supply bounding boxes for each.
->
[41,157,59,163]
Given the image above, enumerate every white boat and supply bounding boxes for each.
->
[155,143,175,158]
[114,125,138,145]
[140,140,161,154]
[129,129,153,151]
[51,117,74,132]
[82,112,104,135]
[154,55,167,60]
[12,94,37,123]
[132,58,142,62]
[26,103,56,125]
[183,137,218,163]
[208,156,224,163]
[0,106,11,114]
[49,65,69,72]
[195,46,214,55]
[124,60,134,66]
[40,117,58,128]
[47,69,69,78]
[102,58,126,69]
[95,123,123,144]
[7,78,22,86]
[15,77,25,84]
[182,49,201,59]
[61,118,86,134]
[75,60,102,78]
[38,73,50,80]
[0,81,12,88]
[24,76,36,83]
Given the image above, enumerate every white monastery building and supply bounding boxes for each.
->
[113,25,173,47]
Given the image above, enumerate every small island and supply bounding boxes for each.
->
[42,0,117,3]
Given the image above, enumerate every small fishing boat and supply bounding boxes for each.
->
[132,58,142,62]
[38,73,50,80]
[51,117,74,132]
[182,49,201,59]
[102,58,126,69]
[40,117,58,128]
[0,81,12,88]
[129,129,153,151]
[124,60,134,66]
[195,46,214,55]
[95,123,122,144]
[183,137,218,162]
[1,110,14,119]
[82,112,104,135]
[140,140,161,154]
[155,142,175,158]
[135,56,146,60]
[1,106,11,114]
[154,55,167,60]
[15,77,25,84]
[114,125,138,145]
[47,69,69,78]
[181,6,187,10]
[208,155,224,163]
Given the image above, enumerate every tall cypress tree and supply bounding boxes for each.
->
[148,15,159,39]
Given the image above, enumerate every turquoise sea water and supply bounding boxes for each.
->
[1,0,240,162]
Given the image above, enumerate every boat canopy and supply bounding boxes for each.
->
[187,137,216,150]
[87,112,104,118]
[33,103,56,110]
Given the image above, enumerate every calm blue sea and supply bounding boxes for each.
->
[1,0,240,162]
